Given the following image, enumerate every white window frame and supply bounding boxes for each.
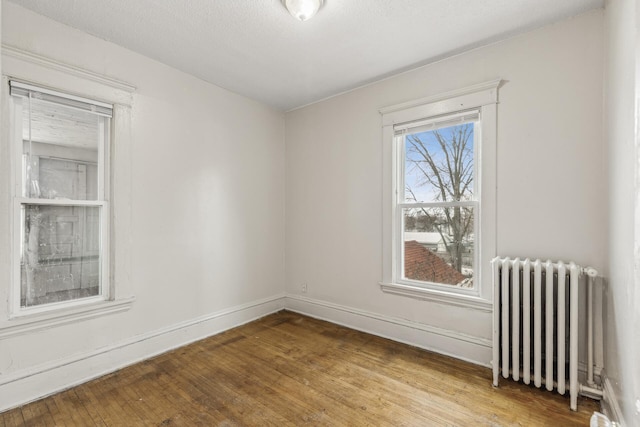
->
[395,111,480,292]
[9,81,112,317]
[379,80,500,311]
[0,46,136,338]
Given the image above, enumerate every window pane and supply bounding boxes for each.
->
[20,204,102,308]
[21,96,106,200]
[404,122,475,203]
[403,207,474,288]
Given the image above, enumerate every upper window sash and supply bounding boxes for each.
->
[11,82,111,203]
[397,113,479,206]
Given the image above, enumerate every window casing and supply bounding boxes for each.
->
[380,80,499,309]
[10,81,112,316]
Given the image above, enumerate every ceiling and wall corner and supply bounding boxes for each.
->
[5,0,603,111]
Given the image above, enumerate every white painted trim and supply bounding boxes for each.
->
[379,78,501,125]
[379,282,492,311]
[2,44,136,94]
[16,198,107,206]
[0,297,135,338]
[0,294,286,412]
[109,103,133,301]
[398,200,477,208]
[601,373,627,426]
[284,294,492,367]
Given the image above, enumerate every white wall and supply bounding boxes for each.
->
[0,1,285,409]
[285,11,605,364]
[604,0,640,424]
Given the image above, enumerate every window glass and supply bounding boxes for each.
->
[402,207,474,287]
[21,97,102,200]
[399,120,477,289]
[21,205,102,307]
[404,123,475,203]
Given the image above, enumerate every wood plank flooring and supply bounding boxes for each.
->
[1,310,599,426]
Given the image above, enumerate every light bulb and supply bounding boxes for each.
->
[284,0,323,21]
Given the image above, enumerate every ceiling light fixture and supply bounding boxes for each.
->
[283,0,324,21]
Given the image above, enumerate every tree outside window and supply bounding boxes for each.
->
[401,119,477,288]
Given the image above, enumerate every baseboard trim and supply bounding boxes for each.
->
[284,294,492,367]
[0,294,286,412]
[601,373,626,426]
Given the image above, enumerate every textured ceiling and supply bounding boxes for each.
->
[6,0,604,111]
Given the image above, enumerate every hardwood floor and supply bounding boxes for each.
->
[1,310,599,426]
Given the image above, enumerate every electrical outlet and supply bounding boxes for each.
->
[301,283,308,293]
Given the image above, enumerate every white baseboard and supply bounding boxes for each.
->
[601,373,626,426]
[0,294,286,412]
[284,294,492,367]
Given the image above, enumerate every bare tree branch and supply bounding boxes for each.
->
[404,123,475,274]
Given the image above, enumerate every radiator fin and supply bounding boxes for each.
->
[492,257,583,411]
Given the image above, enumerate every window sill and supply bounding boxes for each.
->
[0,296,135,339]
[379,282,492,312]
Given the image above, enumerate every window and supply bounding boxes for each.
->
[10,81,111,315]
[0,49,134,337]
[380,81,499,309]
[397,110,478,289]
